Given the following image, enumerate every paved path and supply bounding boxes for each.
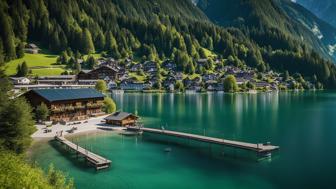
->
[32,115,124,139]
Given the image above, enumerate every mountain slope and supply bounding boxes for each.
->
[1,0,336,87]
[296,0,336,28]
[196,0,335,61]
[276,0,336,58]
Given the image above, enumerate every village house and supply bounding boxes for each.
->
[23,88,105,122]
[120,80,150,90]
[196,59,208,67]
[162,59,177,72]
[236,77,246,85]
[203,73,218,82]
[143,61,158,73]
[24,43,40,54]
[163,76,176,90]
[205,80,218,91]
[254,81,271,88]
[77,65,119,81]
[175,72,183,80]
[183,77,202,91]
[235,71,255,81]
[10,77,31,85]
[183,77,193,88]
[108,81,118,90]
[97,57,107,66]
[224,66,240,75]
[104,112,139,127]
[130,63,143,72]
[119,73,129,81]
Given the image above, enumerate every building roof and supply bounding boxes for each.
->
[29,88,105,102]
[80,70,92,74]
[10,77,29,81]
[104,112,138,121]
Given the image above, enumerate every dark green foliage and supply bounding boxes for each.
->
[175,80,185,92]
[16,42,25,58]
[56,51,69,65]
[223,75,238,92]
[16,61,28,77]
[81,28,95,54]
[35,103,49,122]
[103,97,116,114]
[95,80,107,93]
[105,31,120,58]
[0,151,74,188]
[0,39,4,67]
[85,56,97,69]
[1,0,336,88]
[95,30,106,51]
[284,70,290,81]
[0,78,36,153]
[0,12,16,61]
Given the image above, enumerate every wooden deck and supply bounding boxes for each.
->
[55,135,111,170]
[140,127,279,153]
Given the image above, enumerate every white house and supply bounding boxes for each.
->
[10,77,31,85]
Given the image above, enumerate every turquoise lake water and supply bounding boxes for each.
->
[31,92,336,189]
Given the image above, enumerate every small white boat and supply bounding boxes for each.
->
[164,147,172,152]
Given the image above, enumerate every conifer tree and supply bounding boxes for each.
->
[0,39,4,65]
[0,13,16,61]
[106,31,119,57]
[81,28,95,54]
[16,42,25,58]
[95,30,106,51]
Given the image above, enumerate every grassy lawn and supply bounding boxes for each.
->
[83,53,102,60]
[129,72,146,81]
[5,53,66,76]
[183,73,201,79]
[31,68,65,76]
[203,48,217,58]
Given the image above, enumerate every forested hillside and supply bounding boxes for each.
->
[197,0,336,87]
[275,0,336,58]
[1,0,336,87]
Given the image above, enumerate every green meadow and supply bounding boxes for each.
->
[5,53,66,76]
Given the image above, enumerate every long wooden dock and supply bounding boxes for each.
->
[139,127,279,153]
[55,135,111,170]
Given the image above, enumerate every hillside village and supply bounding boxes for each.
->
[10,46,319,93]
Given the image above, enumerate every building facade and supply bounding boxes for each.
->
[77,66,119,81]
[104,112,138,126]
[23,88,105,122]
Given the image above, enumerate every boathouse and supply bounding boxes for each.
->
[23,88,105,122]
[104,112,138,126]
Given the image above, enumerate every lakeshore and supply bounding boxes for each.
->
[29,91,336,189]
[32,115,125,140]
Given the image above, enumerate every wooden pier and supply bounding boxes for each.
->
[138,127,279,154]
[55,135,111,170]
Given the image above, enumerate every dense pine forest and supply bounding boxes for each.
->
[1,0,336,87]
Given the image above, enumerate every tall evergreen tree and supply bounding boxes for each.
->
[81,28,95,54]
[106,31,119,58]
[16,42,25,58]
[0,39,4,65]
[0,13,16,61]
[16,61,29,77]
[95,30,105,51]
